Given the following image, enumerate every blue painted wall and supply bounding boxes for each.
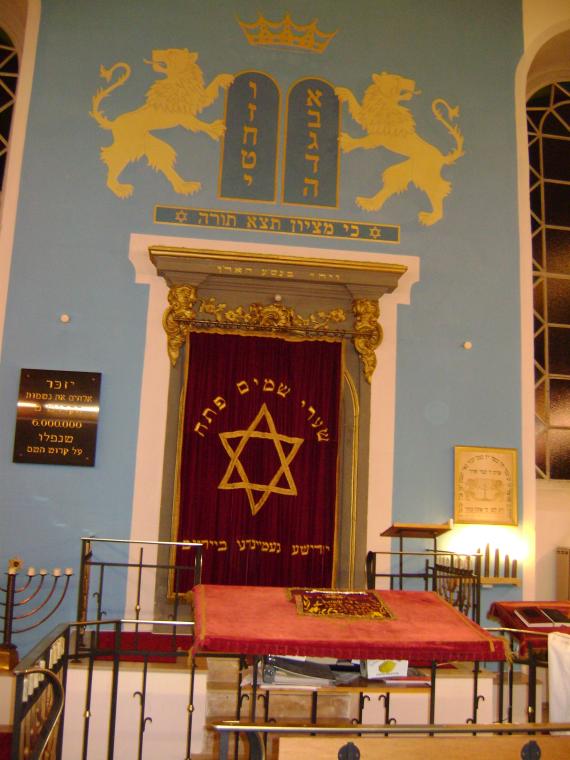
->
[0,0,524,649]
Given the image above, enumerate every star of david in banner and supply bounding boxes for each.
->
[174,331,342,588]
[218,402,304,516]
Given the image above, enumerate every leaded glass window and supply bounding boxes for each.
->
[528,82,570,478]
[0,27,18,190]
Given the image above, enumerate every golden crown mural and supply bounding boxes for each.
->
[237,13,337,53]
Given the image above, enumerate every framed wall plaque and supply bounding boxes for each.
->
[454,445,518,526]
[13,369,102,467]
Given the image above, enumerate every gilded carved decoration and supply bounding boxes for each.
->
[199,298,346,331]
[352,298,382,384]
[162,284,352,367]
[163,284,198,366]
[163,285,383,382]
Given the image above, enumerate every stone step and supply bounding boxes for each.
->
[203,655,241,683]
[200,657,360,756]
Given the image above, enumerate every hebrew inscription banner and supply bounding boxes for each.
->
[173,331,342,588]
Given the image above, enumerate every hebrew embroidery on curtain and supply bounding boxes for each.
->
[172,330,343,589]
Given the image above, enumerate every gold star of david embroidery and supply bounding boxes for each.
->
[218,402,304,516]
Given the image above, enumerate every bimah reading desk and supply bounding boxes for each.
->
[191,584,507,726]
[488,600,570,722]
[380,521,452,552]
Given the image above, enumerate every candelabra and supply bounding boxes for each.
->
[434,553,480,619]
[0,558,73,669]
[480,544,521,586]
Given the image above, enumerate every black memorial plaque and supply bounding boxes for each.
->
[13,369,102,467]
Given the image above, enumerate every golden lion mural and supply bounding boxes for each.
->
[91,49,233,198]
[336,73,464,225]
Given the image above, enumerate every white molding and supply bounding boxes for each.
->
[515,42,538,602]
[126,232,418,613]
[528,65,570,96]
[515,15,570,600]
[523,0,570,52]
[0,0,40,362]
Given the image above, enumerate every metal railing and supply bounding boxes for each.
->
[213,720,570,760]
[11,624,69,760]
[6,538,558,758]
[8,619,557,758]
[487,626,550,724]
[75,537,203,627]
[11,617,197,760]
[366,549,481,622]
[8,537,205,759]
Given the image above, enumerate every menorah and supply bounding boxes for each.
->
[0,558,73,670]
[434,554,480,619]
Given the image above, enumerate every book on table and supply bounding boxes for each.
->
[374,668,431,687]
[256,656,361,687]
[514,605,570,628]
[243,657,430,688]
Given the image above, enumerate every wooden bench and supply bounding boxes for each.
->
[278,734,570,759]
[212,721,570,760]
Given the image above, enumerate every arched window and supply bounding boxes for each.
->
[0,26,18,191]
[528,81,570,479]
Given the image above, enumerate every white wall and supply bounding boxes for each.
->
[523,0,570,49]
[520,2,570,601]
[536,482,570,599]
[63,663,208,758]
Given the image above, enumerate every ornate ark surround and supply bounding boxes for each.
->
[149,245,406,599]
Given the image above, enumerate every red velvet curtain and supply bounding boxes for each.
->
[173,331,343,590]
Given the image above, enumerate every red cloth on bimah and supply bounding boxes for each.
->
[192,585,507,665]
[488,600,569,656]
